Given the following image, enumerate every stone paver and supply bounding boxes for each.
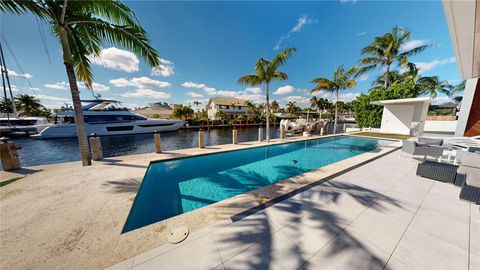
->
[109,152,478,270]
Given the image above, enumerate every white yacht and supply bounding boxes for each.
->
[33,100,183,139]
[0,116,50,135]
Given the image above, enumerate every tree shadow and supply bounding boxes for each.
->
[102,178,141,194]
[220,176,404,269]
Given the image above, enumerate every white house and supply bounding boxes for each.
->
[207,98,248,120]
[371,97,432,136]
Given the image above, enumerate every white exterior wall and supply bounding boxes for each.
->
[424,120,458,134]
[380,105,414,135]
[207,101,247,120]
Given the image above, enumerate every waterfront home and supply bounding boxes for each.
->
[207,97,248,120]
[133,102,181,118]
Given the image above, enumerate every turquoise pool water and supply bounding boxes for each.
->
[123,135,392,232]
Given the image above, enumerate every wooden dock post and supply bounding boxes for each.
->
[0,137,21,171]
[154,131,162,153]
[89,133,103,161]
[232,127,238,144]
[258,127,263,142]
[198,129,205,148]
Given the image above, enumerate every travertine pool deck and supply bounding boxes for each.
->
[108,150,479,270]
[2,134,476,269]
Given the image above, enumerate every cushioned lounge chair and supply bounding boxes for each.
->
[401,140,445,161]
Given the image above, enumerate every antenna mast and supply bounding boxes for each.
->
[0,41,18,118]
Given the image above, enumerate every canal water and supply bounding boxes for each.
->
[7,123,352,167]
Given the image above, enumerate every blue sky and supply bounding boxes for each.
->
[0,0,461,109]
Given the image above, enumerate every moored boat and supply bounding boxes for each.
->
[32,99,184,139]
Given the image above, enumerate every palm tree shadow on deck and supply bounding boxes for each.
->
[102,178,141,193]
[218,171,404,269]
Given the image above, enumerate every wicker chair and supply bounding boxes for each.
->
[401,140,445,161]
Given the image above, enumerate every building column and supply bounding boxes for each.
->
[455,78,479,136]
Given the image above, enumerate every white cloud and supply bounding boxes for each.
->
[282,95,310,105]
[182,82,206,89]
[0,66,33,79]
[181,81,218,95]
[37,94,69,102]
[274,85,295,95]
[121,89,171,99]
[109,78,132,87]
[9,84,40,92]
[132,77,171,88]
[89,47,140,72]
[357,31,367,36]
[151,58,175,77]
[45,81,109,92]
[358,74,369,81]
[77,82,110,92]
[109,77,171,88]
[315,92,360,102]
[186,91,203,98]
[44,82,67,90]
[401,39,429,51]
[274,15,318,50]
[414,57,456,74]
[245,87,262,94]
[340,0,358,4]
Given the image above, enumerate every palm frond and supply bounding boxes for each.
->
[238,74,262,86]
[75,18,159,67]
[271,71,288,81]
[310,78,336,93]
[271,47,296,68]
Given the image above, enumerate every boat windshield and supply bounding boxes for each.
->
[82,100,128,111]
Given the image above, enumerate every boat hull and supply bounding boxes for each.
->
[33,119,184,139]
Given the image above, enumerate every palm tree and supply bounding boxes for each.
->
[310,96,330,119]
[193,101,202,112]
[358,26,429,89]
[286,101,298,114]
[0,97,13,113]
[1,1,160,166]
[15,94,43,116]
[271,100,280,127]
[310,65,358,134]
[238,48,296,142]
[271,100,280,113]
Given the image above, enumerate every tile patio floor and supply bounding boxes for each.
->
[107,151,479,270]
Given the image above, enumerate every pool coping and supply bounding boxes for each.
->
[106,134,402,268]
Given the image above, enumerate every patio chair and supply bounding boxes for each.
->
[401,140,445,161]
[457,154,480,204]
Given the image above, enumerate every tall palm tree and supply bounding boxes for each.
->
[310,96,330,119]
[1,0,160,166]
[271,100,280,127]
[15,94,43,116]
[286,101,298,114]
[310,65,358,134]
[358,26,429,89]
[238,48,296,142]
[193,100,202,112]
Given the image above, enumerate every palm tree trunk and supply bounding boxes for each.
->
[334,90,338,134]
[384,64,390,89]
[59,26,92,166]
[265,82,270,143]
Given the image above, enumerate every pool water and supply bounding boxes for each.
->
[123,135,392,232]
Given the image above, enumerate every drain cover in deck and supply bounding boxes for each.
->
[168,226,189,244]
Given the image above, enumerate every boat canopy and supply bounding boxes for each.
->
[81,100,128,111]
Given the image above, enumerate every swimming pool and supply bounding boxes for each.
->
[123,135,392,232]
